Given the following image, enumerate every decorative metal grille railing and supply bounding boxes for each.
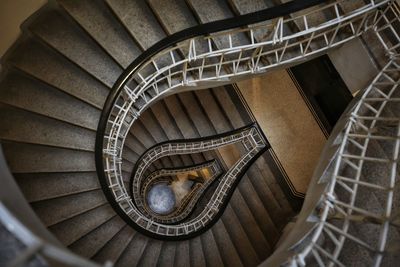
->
[139,160,223,224]
[104,124,267,238]
[263,2,400,266]
[96,0,392,239]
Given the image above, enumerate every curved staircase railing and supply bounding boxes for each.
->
[96,0,391,240]
[1,0,398,265]
[138,160,223,224]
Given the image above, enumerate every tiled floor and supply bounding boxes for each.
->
[237,69,327,194]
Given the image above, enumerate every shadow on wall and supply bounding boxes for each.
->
[0,0,46,58]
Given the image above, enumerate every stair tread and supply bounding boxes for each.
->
[92,225,135,264]
[200,229,224,267]
[228,0,270,15]
[230,189,272,259]
[220,204,260,266]
[194,90,231,133]
[106,0,166,50]
[15,172,100,202]
[0,104,95,151]
[58,0,141,68]
[5,38,109,109]
[32,190,107,227]
[150,102,183,140]
[189,236,206,267]
[2,142,95,173]
[238,174,280,244]
[69,216,125,259]
[115,233,149,267]
[174,240,190,267]
[27,9,122,87]
[49,204,115,246]
[186,0,249,48]
[137,239,163,267]
[0,70,101,131]
[211,219,243,267]
[163,95,199,139]
[147,0,197,34]
[156,241,176,267]
[178,92,216,137]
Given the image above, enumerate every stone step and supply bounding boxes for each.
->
[31,189,107,227]
[15,172,100,203]
[4,38,108,109]
[189,236,206,267]
[229,189,272,260]
[200,229,224,267]
[57,0,141,68]
[26,8,122,87]
[211,219,244,267]
[221,204,260,266]
[49,204,115,246]
[156,241,176,267]
[0,70,100,131]
[136,239,163,267]
[2,141,95,173]
[114,233,149,267]
[69,216,125,259]
[92,225,136,264]
[174,240,190,267]
[105,0,166,50]
[0,104,95,151]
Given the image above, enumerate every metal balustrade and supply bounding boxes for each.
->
[104,124,268,237]
[138,160,223,224]
[96,0,395,239]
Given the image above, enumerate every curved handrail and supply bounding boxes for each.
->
[139,160,223,224]
[96,0,391,240]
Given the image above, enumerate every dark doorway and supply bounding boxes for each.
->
[290,55,353,135]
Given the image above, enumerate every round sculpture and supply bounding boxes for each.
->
[146,183,176,215]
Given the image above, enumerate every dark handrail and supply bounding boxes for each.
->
[95,0,328,240]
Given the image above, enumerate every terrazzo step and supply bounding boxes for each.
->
[91,225,136,264]
[163,95,200,139]
[0,70,100,131]
[2,142,95,173]
[31,190,107,227]
[211,220,244,267]
[69,215,125,259]
[136,239,163,267]
[26,8,122,87]
[49,204,116,246]
[0,104,95,151]
[237,174,281,246]
[229,189,272,260]
[174,240,190,267]
[105,0,166,50]
[3,38,109,109]
[221,204,260,266]
[114,233,149,267]
[189,236,206,267]
[178,91,217,137]
[228,0,271,15]
[15,172,100,203]
[200,229,224,267]
[57,0,141,68]
[194,89,232,134]
[156,241,176,267]
[186,0,250,49]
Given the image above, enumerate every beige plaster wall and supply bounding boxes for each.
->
[237,70,327,193]
[0,0,46,57]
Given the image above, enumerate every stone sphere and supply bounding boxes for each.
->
[147,183,176,215]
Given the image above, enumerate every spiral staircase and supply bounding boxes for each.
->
[0,0,399,266]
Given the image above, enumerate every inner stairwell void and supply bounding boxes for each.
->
[0,0,399,266]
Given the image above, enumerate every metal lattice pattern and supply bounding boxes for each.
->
[101,0,391,238]
[139,160,223,224]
